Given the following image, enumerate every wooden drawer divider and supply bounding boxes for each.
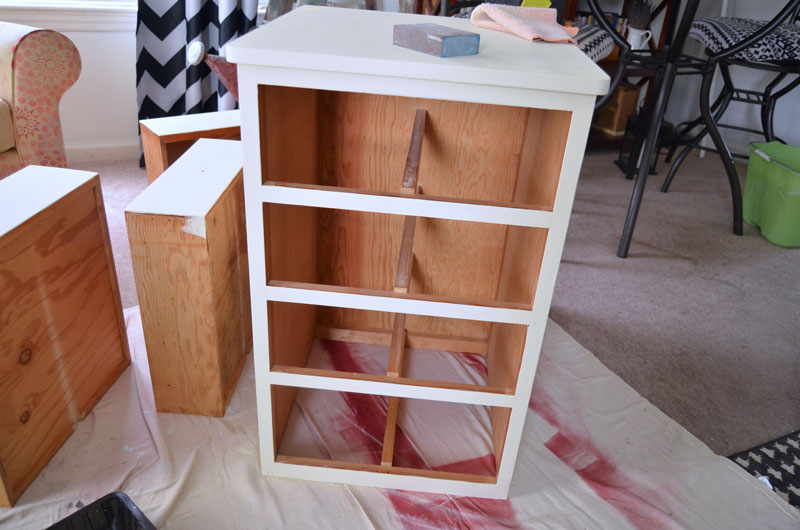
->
[382,108,424,468]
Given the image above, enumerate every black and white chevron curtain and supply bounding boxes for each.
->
[136,0,256,122]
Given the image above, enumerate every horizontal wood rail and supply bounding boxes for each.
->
[315,326,488,355]
[276,455,497,483]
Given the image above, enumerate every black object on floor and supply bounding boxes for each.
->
[46,492,156,530]
[615,114,678,179]
[730,430,800,510]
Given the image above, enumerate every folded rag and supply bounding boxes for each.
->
[470,5,579,44]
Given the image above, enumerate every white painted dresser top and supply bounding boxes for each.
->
[227,7,609,97]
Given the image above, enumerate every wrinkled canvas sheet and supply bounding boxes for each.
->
[1,307,797,529]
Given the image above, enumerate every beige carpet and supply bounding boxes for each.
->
[75,152,800,457]
[72,160,148,310]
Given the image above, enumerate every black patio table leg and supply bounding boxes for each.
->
[617,62,679,257]
[616,0,701,257]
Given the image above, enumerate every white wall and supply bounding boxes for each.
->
[0,3,139,163]
[60,30,139,163]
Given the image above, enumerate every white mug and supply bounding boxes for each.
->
[627,27,653,50]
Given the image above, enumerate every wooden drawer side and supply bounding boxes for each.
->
[0,180,129,506]
[127,211,224,416]
[207,171,252,412]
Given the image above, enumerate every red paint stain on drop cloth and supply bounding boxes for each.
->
[530,385,678,530]
[322,340,520,530]
[460,352,489,378]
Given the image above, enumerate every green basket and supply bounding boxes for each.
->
[743,142,800,248]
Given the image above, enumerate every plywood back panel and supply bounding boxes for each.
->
[316,307,490,344]
[259,85,318,185]
[268,206,520,338]
[316,91,529,205]
[260,84,320,447]
[258,90,571,207]
[482,106,562,470]
[317,209,398,293]
[514,108,572,209]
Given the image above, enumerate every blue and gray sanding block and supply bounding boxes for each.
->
[393,23,480,58]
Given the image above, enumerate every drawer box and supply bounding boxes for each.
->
[139,110,241,183]
[265,204,548,309]
[126,139,251,417]
[0,166,130,507]
[257,86,571,211]
[276,386,504,481]
[267,301,527,394]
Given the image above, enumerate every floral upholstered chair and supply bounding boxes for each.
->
[0,22,81,178]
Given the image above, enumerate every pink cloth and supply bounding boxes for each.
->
[470,5,579,44]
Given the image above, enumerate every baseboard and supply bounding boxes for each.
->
[66,140,139,164]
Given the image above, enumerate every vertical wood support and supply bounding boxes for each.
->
[382,109,426,467]
[401,108,427,193]
[393,217,417,293]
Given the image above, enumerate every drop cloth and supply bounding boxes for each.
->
[1,307,797,529]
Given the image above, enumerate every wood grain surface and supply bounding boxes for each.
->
[206,172,252,409]
[514,108,572,209]
[127,171,251,417]
[127,212,221,415]
[0,177,128,506]
[381,396,401,466]
[258,86,322,451]
[315,325,488,355]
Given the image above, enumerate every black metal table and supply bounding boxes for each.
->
[586,0,708,258]
[591,0,800,257]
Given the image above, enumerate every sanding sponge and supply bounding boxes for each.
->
[393,23,480,57]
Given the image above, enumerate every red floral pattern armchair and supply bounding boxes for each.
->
[0,22,81,178]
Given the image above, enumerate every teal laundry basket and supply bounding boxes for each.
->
[743,142,800,248]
